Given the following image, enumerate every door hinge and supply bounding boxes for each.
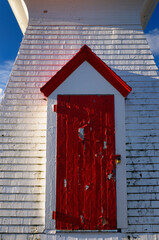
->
[53,104,57,112]
[52,211,56,219]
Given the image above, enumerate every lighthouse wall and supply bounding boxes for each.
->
[0,0,159,239]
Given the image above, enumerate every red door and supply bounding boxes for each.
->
[55,95,116,230]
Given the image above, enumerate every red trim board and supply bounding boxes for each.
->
[40,45,132,98]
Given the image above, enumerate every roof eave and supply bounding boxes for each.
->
[141,0,158,30]
[8,0,29,34]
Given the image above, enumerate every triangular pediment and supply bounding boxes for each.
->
[40,45,132,98]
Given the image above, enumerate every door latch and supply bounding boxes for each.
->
[112,154,121,164]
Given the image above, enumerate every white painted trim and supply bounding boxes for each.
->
[8,0,29,34]
[9,0,157,31]
[141,0,158,30]
[46,61,128,230]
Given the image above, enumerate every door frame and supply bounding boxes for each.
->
[45,62,127,231]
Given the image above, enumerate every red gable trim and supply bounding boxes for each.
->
[40,45,132,98]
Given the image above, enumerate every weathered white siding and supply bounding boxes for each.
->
[0,16,159,239]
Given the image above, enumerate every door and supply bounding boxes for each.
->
[55,95,116,230]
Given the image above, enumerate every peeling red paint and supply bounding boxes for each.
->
[56,95,117,230]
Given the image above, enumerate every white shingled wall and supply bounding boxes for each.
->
[0,17,159,239]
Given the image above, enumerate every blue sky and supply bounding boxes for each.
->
[0,0,23,100]
[0,1,159,100]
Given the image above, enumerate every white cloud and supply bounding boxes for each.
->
[0,60,14,101]
[146,28,159,56]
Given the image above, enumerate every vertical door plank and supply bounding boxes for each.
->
[56,95,67,229]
